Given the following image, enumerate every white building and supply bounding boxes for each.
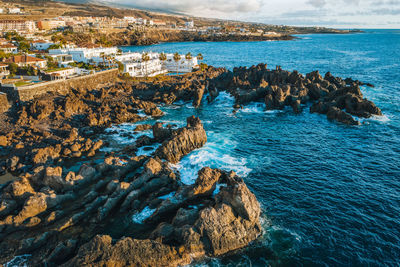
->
[49,47,118,64]
[48,54,74,67]
[118,52,199,77]
[119,52,166,77]
[0,64,9,78]
[163,53,199,73]
[185,21,194,28]
[0,20,36,33]
[123,16,136,23]
[30,40,55,51]
[43,67,76,80]
[8,8,21,14]
[0,44,18,54]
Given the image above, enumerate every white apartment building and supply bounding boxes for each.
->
[0,44,18,54]
[48,54,74,67]
[185,21,194,28]
[49,47,118,64]
[8,8,21,14]
[123,59,167,77]
[118,52,199,77]
[44,67,76,80]
[0,64,9,78]
[0,20,36,33]
[163,53,199,73]
[119,52,166,77]
[30,40,55,51]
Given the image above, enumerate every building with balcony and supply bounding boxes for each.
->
[8,8,21,14]
[48,54,74,67]
[0,64,9,78]
[43,67,76,80]
[4,55,47,69]
[0,20,36,33]
[49,47,118,64]
[0,44,18,54]
[30,40,55,51]
[37,20,66,31]
[163,53,199,73]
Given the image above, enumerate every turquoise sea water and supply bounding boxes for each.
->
[120,30,400,266]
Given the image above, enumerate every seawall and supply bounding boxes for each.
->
[0,92,10,113]
[5,69,118,102]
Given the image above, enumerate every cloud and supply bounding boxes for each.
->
[110,0,262,15]
[307,0,327,8]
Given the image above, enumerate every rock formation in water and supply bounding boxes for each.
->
[0,115,261,266]
[0,62,383,266]
[208,64,382,125]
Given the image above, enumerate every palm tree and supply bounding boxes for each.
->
[173,52,181,75]
[197,53,204,70]
[159,52,167,72]
[142,52,150,76]
[185,52,192,60]
[197,53,203,62]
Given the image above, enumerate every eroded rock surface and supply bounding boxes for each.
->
[209,64,382,125]
[0,117,261,267]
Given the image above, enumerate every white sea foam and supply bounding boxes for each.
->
[132,206,156,224]
[213,91,235,107]
[238,103,265,113]
[136,109,147,117]
[102,123,154,149]
[170,132,252,185]
[5,254,31,267]
[360,114,391,124]
[136,143,160,157]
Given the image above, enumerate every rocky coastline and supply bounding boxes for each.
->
[0,63,382,266]
[58,29,295,47]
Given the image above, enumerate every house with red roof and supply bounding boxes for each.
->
[3,55,47,69]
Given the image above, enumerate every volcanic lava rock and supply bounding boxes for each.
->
[155,116,207,163]
[209,63,382,125]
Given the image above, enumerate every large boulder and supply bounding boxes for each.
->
[156,116,207,163]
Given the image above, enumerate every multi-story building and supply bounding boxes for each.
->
[122,57,167,77]
[49,47,118,64]
[43,67,76,80]
[37,20,66,31]
[0,44,18,54]
[0,64,10,78]
[185,21,194,28]
[30,40,55,51]
[3,55,47,69]
[48,54,74,67]
[8,8,21,14]
[0,20,36,33]
[118,52,199,77]
[163,53,199,73]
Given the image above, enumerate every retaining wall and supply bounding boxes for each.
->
[0,93,10,113]
[7,69,118,102]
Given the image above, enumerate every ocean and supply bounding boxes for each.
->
[118,30,400,266]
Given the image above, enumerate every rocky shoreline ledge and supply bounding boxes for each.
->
[0,64,381,266]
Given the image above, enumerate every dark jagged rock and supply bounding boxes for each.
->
[209,63,382,125]
[0,113,261,267]
[64,168,261,267]
[156,116,207,163]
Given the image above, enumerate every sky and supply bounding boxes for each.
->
[100,0,400,28]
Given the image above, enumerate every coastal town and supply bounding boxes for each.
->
[0,0,390,267]
[0,8,204,88]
